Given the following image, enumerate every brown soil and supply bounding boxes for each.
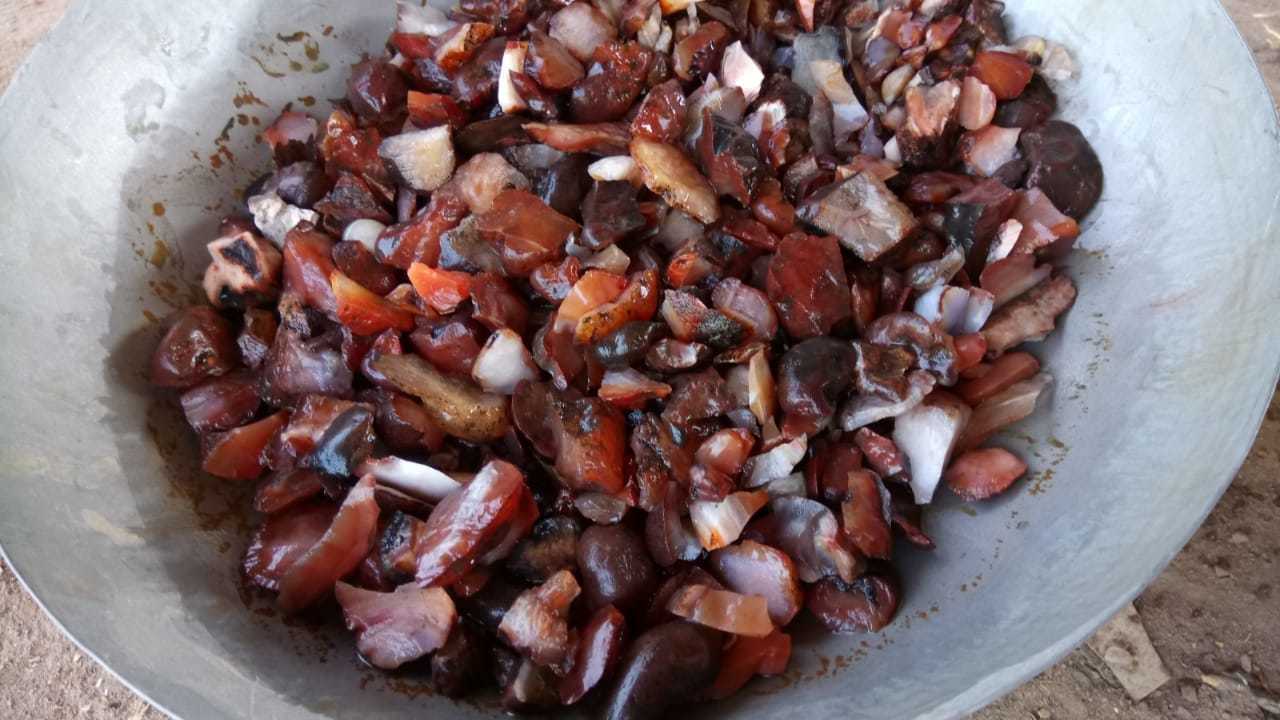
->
[0,563,157,719]
[1,1,1277,718]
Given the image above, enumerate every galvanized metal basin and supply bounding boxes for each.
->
[1,1,1277,718]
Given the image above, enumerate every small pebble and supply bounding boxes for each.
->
[1228,532,1249,545]
[1241,654,1253,674]
[1257,697,1280,714]
[1035,710,1051,720]
[1214,566,1231,578]
[1201,673,1225,689]
[1181,682,1198,702]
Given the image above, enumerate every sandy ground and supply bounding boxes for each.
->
[1,1,1278,718]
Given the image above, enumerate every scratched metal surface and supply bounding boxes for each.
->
[0,1,1277,719]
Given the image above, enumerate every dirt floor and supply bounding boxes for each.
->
[1,1,1278,718]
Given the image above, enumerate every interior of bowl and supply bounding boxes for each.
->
[1,1,1277,719]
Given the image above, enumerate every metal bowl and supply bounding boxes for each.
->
[1,1,1277,718]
